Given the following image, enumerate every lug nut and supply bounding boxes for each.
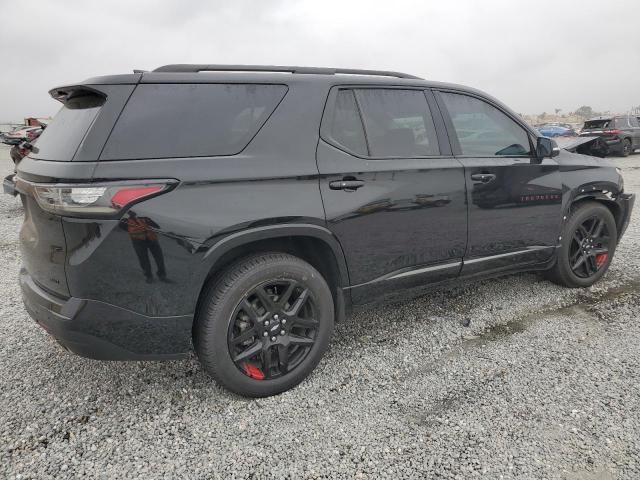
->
[274,314,279,320]
[281,319,286,324]
[280,330,285,335]
[271,336,277,341]
[264,320,269,326]
[263,332,268,337]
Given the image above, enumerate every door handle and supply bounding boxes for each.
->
[329,178,365,191]
[470,173,496,184]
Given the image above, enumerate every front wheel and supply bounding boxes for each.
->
[194,253,334,397]
[546,202,617,288]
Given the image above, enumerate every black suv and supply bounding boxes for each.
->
[580,115,640,156]
[7,65,634,397]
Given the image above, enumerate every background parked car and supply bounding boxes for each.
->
[0,125,26,143]
[537,123,577,137]
[579,115,640,156]
[2,124,46,165]
[1,126,42,146]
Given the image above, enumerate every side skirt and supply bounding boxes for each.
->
[347,246,558,307]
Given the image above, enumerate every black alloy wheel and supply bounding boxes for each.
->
[194,253,334,397]
[622,138,632,157]
[569,215,610,279]
[228,279,319,380]
[546,201,617,288]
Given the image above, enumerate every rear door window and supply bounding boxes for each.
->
[101,83,287,160]
[355,89,440,157]
[30,93,105,161]
[440,92,532,156]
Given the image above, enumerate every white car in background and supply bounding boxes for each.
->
[1,126,42,145]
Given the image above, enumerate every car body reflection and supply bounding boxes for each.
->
[120,211,168,283]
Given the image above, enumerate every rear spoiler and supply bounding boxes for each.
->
[48,85,107,104]
[48,74,142,103]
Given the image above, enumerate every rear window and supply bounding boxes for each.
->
[583,119,611,129]
[101,83,287,160]
[30,93,104,161]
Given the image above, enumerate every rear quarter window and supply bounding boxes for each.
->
[101,83,287,160]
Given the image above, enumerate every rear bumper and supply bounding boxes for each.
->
[20,269,192,360]
[606,138,624,153]
[616,193,635,240]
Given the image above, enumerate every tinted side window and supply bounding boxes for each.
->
[440,92,531,156]
[31,93,104,161]
[101,84,287,160]
[328,90,368,156]
[615,117,631,128]
[584,120,610,129]
[355,89,439,157]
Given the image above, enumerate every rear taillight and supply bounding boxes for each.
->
[16,178,176,217]
[603,129,621,135]
[110,186,164,208]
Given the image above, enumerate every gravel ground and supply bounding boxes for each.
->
[1,145,639,479]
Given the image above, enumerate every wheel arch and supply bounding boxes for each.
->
[195,225,351,325]
[568,194,623,237]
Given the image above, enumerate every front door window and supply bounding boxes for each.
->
[440,92,532,157]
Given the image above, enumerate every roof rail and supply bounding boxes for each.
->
[152,64,423,80]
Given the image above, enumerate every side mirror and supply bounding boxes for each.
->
[536,136,560,161]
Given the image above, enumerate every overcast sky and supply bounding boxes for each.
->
[1,0,639,121]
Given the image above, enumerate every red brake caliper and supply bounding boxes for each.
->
[595,253,608,268]
[242,362,265,380]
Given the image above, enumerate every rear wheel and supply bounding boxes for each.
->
[546,202,617,288]
[621,138,632,157]
[194,253,334,397]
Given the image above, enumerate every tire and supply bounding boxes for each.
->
[194,253,334,397]
[546,202,617,288]
[621,138,632,157]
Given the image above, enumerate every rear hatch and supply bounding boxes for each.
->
[580,119,613,137]
[16,82,136,297]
